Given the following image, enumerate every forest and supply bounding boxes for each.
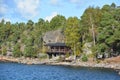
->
[0,3,120,59]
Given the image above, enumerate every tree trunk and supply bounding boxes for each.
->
[92,23,96,46]
[74,44,76,60]
[90,14,96,46]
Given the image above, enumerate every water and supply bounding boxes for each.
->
[0,62,120,80]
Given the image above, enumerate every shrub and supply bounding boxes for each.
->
[38,54,48,59]
[2,46,7,55]
[13,43,22,57]
[82,54,88,62]
[65,52,70,58]
[24,46,37,58]
[0,50,2,54]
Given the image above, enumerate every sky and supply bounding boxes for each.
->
[0,0,120,23]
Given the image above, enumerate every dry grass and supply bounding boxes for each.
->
[104,56,120,63]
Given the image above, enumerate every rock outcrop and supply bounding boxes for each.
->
[43,29,65,44]
[82,42,92,55]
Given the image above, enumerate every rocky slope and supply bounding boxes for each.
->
[43,29,64,44]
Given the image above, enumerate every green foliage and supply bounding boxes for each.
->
[81,6,101,43]
[38,54,48,59]
[65,52,70,58]
[64,17,81,56]
[50,15,66,30]
[0,50,2,54]
[0,3,119,59]
[2,46,7,55]
[82,54,88,62]
[13,43,22,57]
[24,46,37,58]
[96,3,120,57]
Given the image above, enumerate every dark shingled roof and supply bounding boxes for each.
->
[45,43,67,47]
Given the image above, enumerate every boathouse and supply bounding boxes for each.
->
[45,43,72,58]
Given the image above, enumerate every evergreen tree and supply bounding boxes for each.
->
[65,17,81,56]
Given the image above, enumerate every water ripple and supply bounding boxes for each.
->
[0,62,120,80]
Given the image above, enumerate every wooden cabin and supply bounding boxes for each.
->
[45,43,72,58]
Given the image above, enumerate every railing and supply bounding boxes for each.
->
[47,49,68,53]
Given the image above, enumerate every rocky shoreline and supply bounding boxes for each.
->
[0,55,120,75]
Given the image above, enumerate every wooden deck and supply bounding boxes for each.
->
[45,43,72,58]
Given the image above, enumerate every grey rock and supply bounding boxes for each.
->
[43,29,64,44]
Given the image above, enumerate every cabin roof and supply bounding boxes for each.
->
[45,42,66,47]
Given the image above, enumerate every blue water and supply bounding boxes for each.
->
[0,62,120,80]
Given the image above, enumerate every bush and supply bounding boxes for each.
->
[0,50,2,54]
[65,52,70,58]
[38,53,47,59]
[82,54,88,62]
[96,59,101,63]
[2,46,7,55]
[13,43,22,57]
[24,46,37,58]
